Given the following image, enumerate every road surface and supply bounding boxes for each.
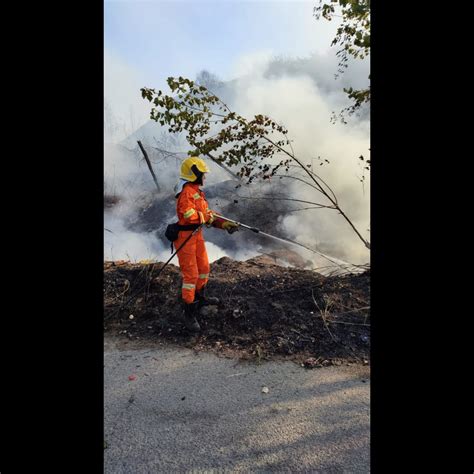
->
[104,337,370,473]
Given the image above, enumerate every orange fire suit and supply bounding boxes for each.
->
[174,182,227,304]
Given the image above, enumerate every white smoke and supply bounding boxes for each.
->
[104,49,370,267]
[104,49,151,143]
[104,213,165,262]
[104,212,260,264]
[203,241,261,263]
[226,55,370,264]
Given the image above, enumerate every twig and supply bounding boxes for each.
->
[333,305,371,315]
[286,206,325,213]
[311,290,338,344]
[327,320,370,327]
[290,328,315,342]
[116,280,131,298]
[235,194,333,209]
[275,174,333,199]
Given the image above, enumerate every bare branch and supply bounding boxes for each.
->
[235,195,334,209]
[275,174,329,197]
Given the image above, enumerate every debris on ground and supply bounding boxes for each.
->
[104,256,370,365]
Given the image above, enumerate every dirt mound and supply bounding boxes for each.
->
[104,257,370,366]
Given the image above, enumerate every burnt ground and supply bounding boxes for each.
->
[104,256,370,367]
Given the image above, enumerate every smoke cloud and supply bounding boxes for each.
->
[104,49,151,143]
[224,53,370,264]
[104,49,370,268]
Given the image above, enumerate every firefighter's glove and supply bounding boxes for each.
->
[222,221,239,234]
[205,211,216,227]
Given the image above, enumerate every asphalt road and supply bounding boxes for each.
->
[104,337,370,473]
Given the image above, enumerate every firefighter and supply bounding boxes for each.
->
[174,156,239,331]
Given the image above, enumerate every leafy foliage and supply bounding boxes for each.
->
[141,77,292,183]
[314,0,370,119]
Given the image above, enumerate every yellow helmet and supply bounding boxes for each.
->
[180,156,210,182]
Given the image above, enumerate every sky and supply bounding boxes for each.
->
[104,0,343,136]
